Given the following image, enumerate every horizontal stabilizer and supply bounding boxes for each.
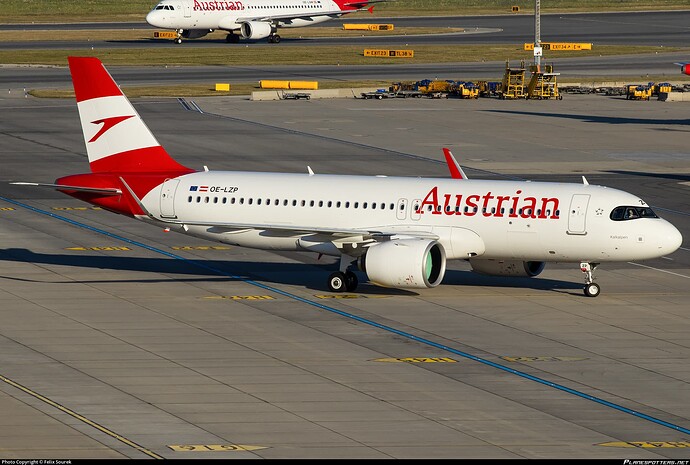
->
[11,182,122,195]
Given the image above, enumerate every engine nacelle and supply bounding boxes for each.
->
[181,29,212,39]
[240,21,273,40]
[359,239,446,289]
[679,63,690,76]
[469,259,545,277]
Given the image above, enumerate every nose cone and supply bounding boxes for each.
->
[660,220,683,256]
[146,11,164,28]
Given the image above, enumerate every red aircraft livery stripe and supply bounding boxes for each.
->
[68,56,123,103]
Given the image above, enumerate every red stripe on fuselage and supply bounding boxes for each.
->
[89,146,194,174]
[331,0,362,11]
[68,56,122,103]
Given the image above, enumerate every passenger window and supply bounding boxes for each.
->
[188,196,192,202]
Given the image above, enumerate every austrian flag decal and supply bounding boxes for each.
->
[190,186,208,192]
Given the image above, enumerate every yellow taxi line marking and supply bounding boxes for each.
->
[203,295,275,300]
[502,356,589,362]
[373,357,458,363]
[0,207,16,211]
[65,246,132,251]
[597,441,690,448]
[171,246,232,250]
[0,373,163,459]
[168,444,267,452]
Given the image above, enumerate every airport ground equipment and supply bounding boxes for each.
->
[499,61,526,99]
[450,81,480,99]
[526,64,561,100]
[281,91,311,100]
[476,81,502,97]
[626,84,652,100]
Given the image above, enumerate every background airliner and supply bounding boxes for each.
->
[13,57,683,297]
[146,0,387,43]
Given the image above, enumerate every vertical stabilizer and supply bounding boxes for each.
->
[68,56,191,174]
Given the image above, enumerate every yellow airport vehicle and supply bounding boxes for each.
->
[527,64,562,100]
[499,60,526,99]
[626,84,652,100]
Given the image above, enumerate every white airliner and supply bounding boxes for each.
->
[13,57,683,297]
[145,0,387,43]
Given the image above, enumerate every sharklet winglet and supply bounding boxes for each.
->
[442,148,468,180]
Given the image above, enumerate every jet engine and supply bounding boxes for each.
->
[469,259,545,277]
[359,239,446,289]
[679,63,690,76]
[240,21,273,40]
[181,29,212,39]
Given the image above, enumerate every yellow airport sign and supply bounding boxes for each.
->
[215,83,230,91]
[154,31,178,39]
[343,24,394,31]
[524,42,592,51]
[364,49,414,58]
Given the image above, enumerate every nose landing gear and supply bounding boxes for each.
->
[580,262,601,297]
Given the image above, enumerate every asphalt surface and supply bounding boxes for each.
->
[0,11,689,460]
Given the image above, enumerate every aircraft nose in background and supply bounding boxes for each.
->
[146,11,164,28]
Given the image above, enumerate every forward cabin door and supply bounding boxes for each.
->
[567,194,590,235]
[183,1,191,17]
[160,178,180,218]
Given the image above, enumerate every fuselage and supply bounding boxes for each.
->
[146,0,350,31]
[131,171,682,263]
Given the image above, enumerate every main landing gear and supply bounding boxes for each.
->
[327,254,358,292]
[226,33,240,43]
[268,34,281,43]
[328,271,358,292]
[580,262,601,297]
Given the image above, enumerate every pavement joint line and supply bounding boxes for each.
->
[0,373,163,459]
[2,194,690,436]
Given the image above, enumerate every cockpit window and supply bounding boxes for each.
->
[610,206,658,221]
[155,5,164,9]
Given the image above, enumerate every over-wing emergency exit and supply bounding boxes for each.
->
[13,57,683,297]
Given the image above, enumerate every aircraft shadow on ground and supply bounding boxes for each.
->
[605,170,690,182]
[0,248,581,295]
[482,109,690,127]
